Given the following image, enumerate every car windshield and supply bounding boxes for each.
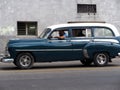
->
[39,28,51,39]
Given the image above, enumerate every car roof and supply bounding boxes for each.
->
[48,23,114,29]
[47,23,120,36]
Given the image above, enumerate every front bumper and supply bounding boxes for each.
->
[0,54,14,63]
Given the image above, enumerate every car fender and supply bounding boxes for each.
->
[83,42,120,59]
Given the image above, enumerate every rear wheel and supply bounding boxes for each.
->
[15,53,34,69]
[93,53,109,67]
[80,59,93,66]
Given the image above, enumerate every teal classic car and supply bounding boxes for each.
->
[1,23,120,69]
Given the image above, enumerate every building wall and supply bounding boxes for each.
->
[0,0,120,53]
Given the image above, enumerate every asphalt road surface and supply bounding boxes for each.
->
[0,58,120,90]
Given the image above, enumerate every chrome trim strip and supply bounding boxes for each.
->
[71,39,119,43]
[71,40,90,42]
[73,49,82,51]
[94,39,119,43]
[16,49,82,52]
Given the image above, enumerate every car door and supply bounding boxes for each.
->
[70,27,93,60]
[41,28,74,61]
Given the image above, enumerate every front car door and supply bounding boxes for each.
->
[40,28,74,61]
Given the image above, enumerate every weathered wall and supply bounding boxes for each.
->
[0,0,120,53]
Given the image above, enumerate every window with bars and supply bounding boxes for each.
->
[17,22,37,35]
[77,4,97,13]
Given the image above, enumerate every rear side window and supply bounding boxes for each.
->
[94,27,114,37]
[72,28,92,37]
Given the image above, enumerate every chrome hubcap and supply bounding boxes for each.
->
[96,54,107,65]
[19,55,31,67]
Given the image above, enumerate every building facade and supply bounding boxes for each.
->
[0,0,120,53]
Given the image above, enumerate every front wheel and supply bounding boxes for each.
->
[93,53,109,67]
[15,53,34,69]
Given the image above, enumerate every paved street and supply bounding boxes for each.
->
[0,58,120,90]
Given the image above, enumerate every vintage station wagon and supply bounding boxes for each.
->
[1,22,120,69]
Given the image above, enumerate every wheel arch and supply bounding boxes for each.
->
[93,51,110,57]
[15,51,36,62]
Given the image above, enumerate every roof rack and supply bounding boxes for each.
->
[68,21,106,23]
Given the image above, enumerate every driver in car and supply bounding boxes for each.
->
[55,30,68,40]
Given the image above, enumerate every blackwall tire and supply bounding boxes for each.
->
[94,53,109,67]
[15,53,34,69]
[80,59,93,66]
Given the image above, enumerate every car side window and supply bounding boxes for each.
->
[72,28,92,37]
[49,29,69,40]
[94,27,114,37]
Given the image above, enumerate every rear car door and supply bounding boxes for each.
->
[70,27,93,60]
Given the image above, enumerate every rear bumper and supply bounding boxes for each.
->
[0,54,14,63]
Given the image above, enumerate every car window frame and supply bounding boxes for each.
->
[47,27,71,40]
[92,26,115,38]
[70,26,93,39]
[39,28,51,39]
